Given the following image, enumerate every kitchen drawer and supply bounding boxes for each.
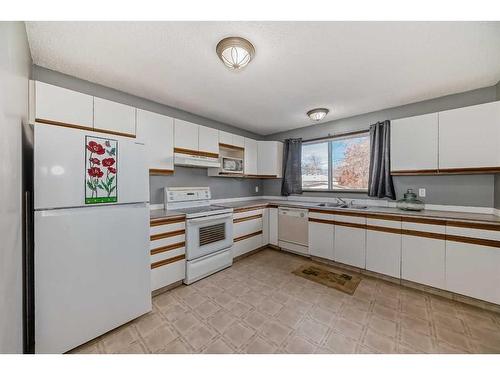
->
[233,217,263,238]
[150,221,185,236]
[333,213,366,225]
[233,233,263,258]
[308,211,334,221]
[151,246,185,264]
[151,257,185,291]
[366,218,401,230]
[233,208,264,220]
[149,233,185,251]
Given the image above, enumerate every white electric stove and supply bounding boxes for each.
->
[165,187,233,284]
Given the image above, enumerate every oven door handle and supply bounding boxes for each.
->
[187,213,233,224]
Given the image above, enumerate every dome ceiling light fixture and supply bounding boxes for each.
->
[307,108,330,122]
[216,36,255,71]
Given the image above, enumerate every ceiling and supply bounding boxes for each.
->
[25,21,500,135]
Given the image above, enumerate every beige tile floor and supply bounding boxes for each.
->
[71,248,500,354]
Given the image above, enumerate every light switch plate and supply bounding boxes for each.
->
[418,188,426,197]
[255,186,259,193]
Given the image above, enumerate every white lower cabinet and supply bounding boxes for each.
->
[232,207,265,258]
[149,217,186,292]
[262,208,269,245]
[233,234,263,258]
[334,214,366,268]
[308,212,334,260]
[401,221,446,289]
[366,218,402,278]
[445,225,500,305]
[269,207,278,246]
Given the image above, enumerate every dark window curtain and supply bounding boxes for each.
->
[281,138,303,196]
[368,120,396,199]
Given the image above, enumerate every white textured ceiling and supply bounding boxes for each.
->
[25,21,500,135]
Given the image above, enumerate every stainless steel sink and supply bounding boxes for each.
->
[316,202,368,210]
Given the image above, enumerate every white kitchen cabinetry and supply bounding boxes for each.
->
[308,211,334,260]
[174,119,199,151]
[269,207,278,246]
[232,207,265,258]
[136,109,174,173]
[439,101,500,170]
[257,141,283,177]
[334,214,366,268]
[149,216,186,292]
[198,126,219,155]
[401,220,446,289]
[262,208,270,245]
[244,138,259,175]
[445,224,500,305]
[366,217,402,278]
[391,113,439,172]
[219,131,245,148]
[34,81,94,127]
[93,97,136,136]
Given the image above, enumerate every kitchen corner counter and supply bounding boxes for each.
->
[215,199,500,225]
[150,209,186,221]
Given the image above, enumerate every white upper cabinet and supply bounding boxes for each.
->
[34,81,94,127]
[219,131,245,148]
[174,119,199,151]
[198,126,219,155]
[391,113,439,172]
[257,141,283,177]
[136,109,174,172]
[438,101,500,170]
[244,138,258,175]
[93,97,136,136]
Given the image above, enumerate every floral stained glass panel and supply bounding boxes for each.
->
[85,136,118,204]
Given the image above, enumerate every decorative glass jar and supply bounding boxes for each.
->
[396,189,424,211]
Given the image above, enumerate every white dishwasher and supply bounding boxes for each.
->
[278,207,309,255]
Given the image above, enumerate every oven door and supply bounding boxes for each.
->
[186,213,233,260]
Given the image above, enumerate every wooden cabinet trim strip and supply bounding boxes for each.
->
[244,174,278,179]
[174,147,218,159]
[446,220,500,232]
[150,241,185,255]
[366,224,402,235]
[150,229,185,241]
[308,217,335,225]
[219,143,244,151]
[151,254,185,269]
[391,169,439,176]
[402,229,446,240]
[446,234,500,249]
[234,230,263,242]
[233,205,267,213]
[233,214,263,223]
[36,118,136,138]
[150,216,185,227]
[401,216,447,226]
[149,168,174,176]
[392,167,500,176]
[334,221,367,230]
[365,213,402,221]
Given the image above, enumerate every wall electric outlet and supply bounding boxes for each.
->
[418,188,426,198]
[255,186,259,193]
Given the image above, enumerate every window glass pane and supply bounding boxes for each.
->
[331,134,370,190]
[301,142,329,190]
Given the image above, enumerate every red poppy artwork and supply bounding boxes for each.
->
[85,136,118,204]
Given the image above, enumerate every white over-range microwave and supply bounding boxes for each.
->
[220,156,244,174]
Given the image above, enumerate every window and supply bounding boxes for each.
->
[301,132,370,191]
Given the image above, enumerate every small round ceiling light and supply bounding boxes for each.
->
[307,108,329,122]
[216,37,255,70]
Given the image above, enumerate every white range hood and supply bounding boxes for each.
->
[174,153,220,168]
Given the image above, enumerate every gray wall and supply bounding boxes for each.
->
[150,167,263,204]
[264,85,500,208]
[33,65,265,205]
[495,175,500,210]
[0,22,31,353]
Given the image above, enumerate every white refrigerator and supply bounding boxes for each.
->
[32,124,151,353]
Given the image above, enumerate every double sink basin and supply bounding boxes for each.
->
[316,202,368,210]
